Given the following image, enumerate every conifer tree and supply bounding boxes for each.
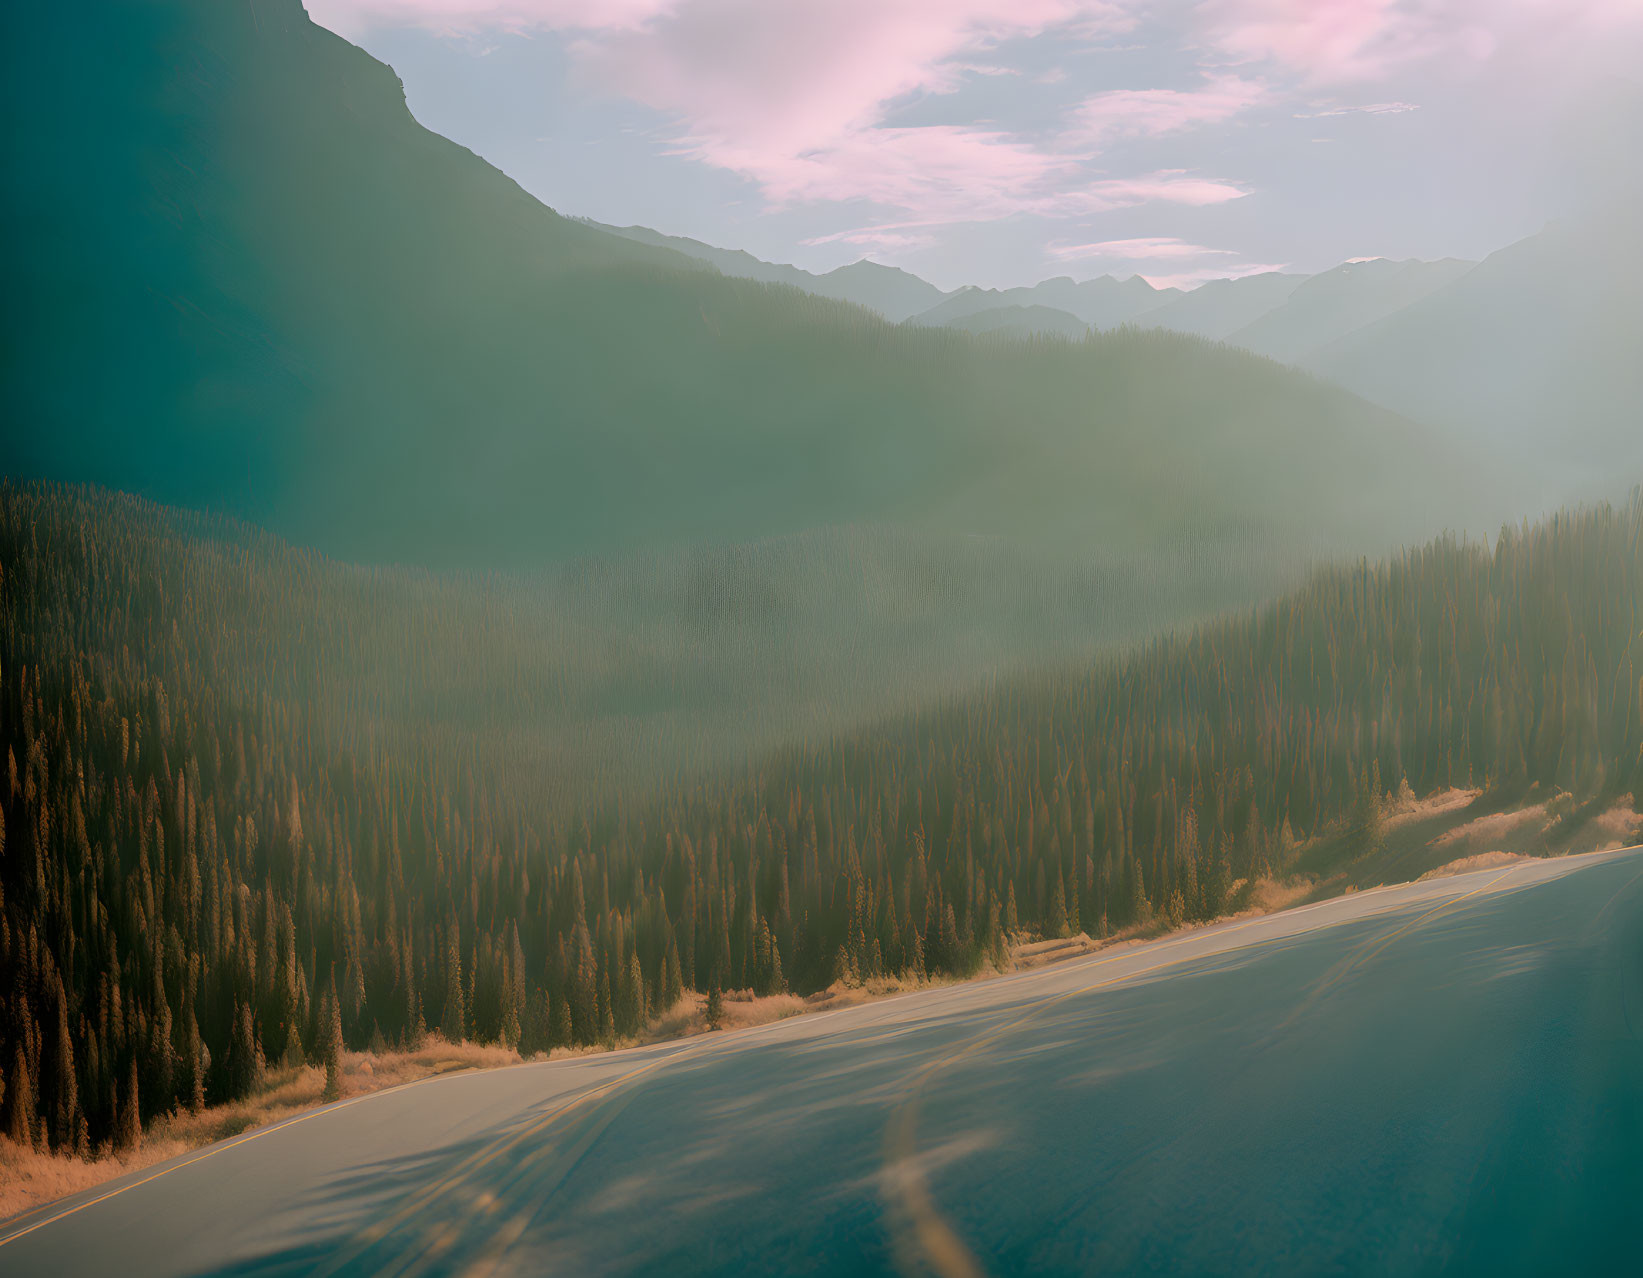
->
[1047,874,1069,939]
[5,1047,31,1147]
[549,990,573,1050]
[225,1001,265,1102]
[441,936,466,1044]
[116,1060,141,1154]
[322,985,344,1103]
[662,940,684,1010]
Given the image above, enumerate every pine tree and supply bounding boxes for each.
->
[598,969,615,1045]
[5,1046,32,1147]
[441,935,466,1043]
[704,983,724,1031]
[322,985,344,1103]
[184,1011,207,1113]
[226,1001,265,1102]
[548,989,573,1049]
[116,1060,141,1154]
[662,940,684,1010]
[1047,874,1069,939]
[1350,762,1385,859]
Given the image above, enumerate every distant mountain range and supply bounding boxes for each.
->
[8,0,1621,574]
[588,221,947,322]
[910,275,1180,330]
[589,214,1640,500]
[1307,207,1643,490]
[591,222,1488,365]
[1132,271,1307,341]
[942,304,1091,341]
[1227,257,1476,362]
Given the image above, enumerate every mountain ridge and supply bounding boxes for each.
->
[1,0,1493,570]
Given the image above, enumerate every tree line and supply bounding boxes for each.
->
[2,481,1638,1154]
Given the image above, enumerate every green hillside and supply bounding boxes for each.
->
[3,0,1480,570]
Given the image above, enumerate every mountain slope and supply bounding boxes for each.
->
[1134,272,1306,340]
[1306,211,1643,491]
[1,0,1483,568]
[911,275,1180,330]
[587,220,950,320]
[1227,257,1475,363]
[916,304,1090,340]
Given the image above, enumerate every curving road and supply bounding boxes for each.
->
[4,848,1641,1276]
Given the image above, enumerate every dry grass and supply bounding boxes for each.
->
[1418,850,1537,881]
[0,1038,525,1225]
[1433,796,1641,860]
[1433,804,1546,852]
[9,793,1638,1225]
[1383,786,1481,832]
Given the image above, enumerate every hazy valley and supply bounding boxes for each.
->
[2,0,1641,1273]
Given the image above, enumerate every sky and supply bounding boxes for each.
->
[305,0,1643,291]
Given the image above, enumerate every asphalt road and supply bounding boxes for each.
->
[4,848,1640,1277]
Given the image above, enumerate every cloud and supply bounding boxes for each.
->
[814,172,1249,256]
[1195,0,1436,83]
[1047,236,1236,261]
[305,1,677,38]
[310,1,1253,228]
[1140,261,1289,288]
[802,228,939,253]
[714,124,1083,221]
[570,0,1136,222]
[1293,100,1419,117]
[1047,235,1285,288]
[1066,74,1270,144]
[1075,172,1250,208]
[1193,0,1643,85]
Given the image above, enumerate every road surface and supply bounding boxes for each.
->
[4,848,1640,1276]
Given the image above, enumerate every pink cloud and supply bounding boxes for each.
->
[1140,261,1289,289]
[809,171,1248,256]
[1075,172,1250,209]
[313,1,1252,228]
[698,124,1084,221]
[1293,100,1418,118]
[802,228,939,253]
[305,1,677,38]
[1066,74,1270,144]
[1048,236,1236,261]
[1046,235,1285,288]
[1196,0,1429,83]
[571,0,1120,218]
[1195,0,1643,84]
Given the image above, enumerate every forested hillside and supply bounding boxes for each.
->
[3,483,1637,1154]
[2,0,1482,569]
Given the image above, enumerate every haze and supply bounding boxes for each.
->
[1,3,1640,1276]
